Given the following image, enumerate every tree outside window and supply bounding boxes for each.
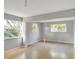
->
[32,23,38,32]
[4,20,22,39]
[50,24,67,32]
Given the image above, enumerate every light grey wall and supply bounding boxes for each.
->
[26,22,42,45]
[42,20,74,43]
[4,13,23,21]
[4,38,21,50]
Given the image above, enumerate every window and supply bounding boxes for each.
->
[50,24,67,32]
[4,19,22,39]
[32,23,38,32]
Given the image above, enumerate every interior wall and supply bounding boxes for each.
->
[26,22,42,45]
[42,20,74,43]
[4,38,20,50]
[4,13,23,21]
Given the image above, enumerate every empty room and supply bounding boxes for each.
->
[4,0,75,59]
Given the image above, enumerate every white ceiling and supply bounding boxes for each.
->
[4,0,75,17]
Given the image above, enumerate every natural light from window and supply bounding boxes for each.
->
[4,19,23,39]
[32,23,38,32]
[50,24,67,32]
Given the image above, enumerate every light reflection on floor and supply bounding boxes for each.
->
[7,42,74,59]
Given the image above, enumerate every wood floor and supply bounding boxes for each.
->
[4,42,74,59]
[4,47,27,59]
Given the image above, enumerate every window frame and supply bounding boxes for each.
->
[4,19,23,40]
[50,24,67,32]
[32,23,38,32]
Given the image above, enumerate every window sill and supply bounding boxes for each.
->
[4,37,22,40]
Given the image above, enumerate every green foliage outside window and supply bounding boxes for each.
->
[32,23,38,32]
[4,20,22,38]
[50,24,66,32]
[51,24,65,29]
